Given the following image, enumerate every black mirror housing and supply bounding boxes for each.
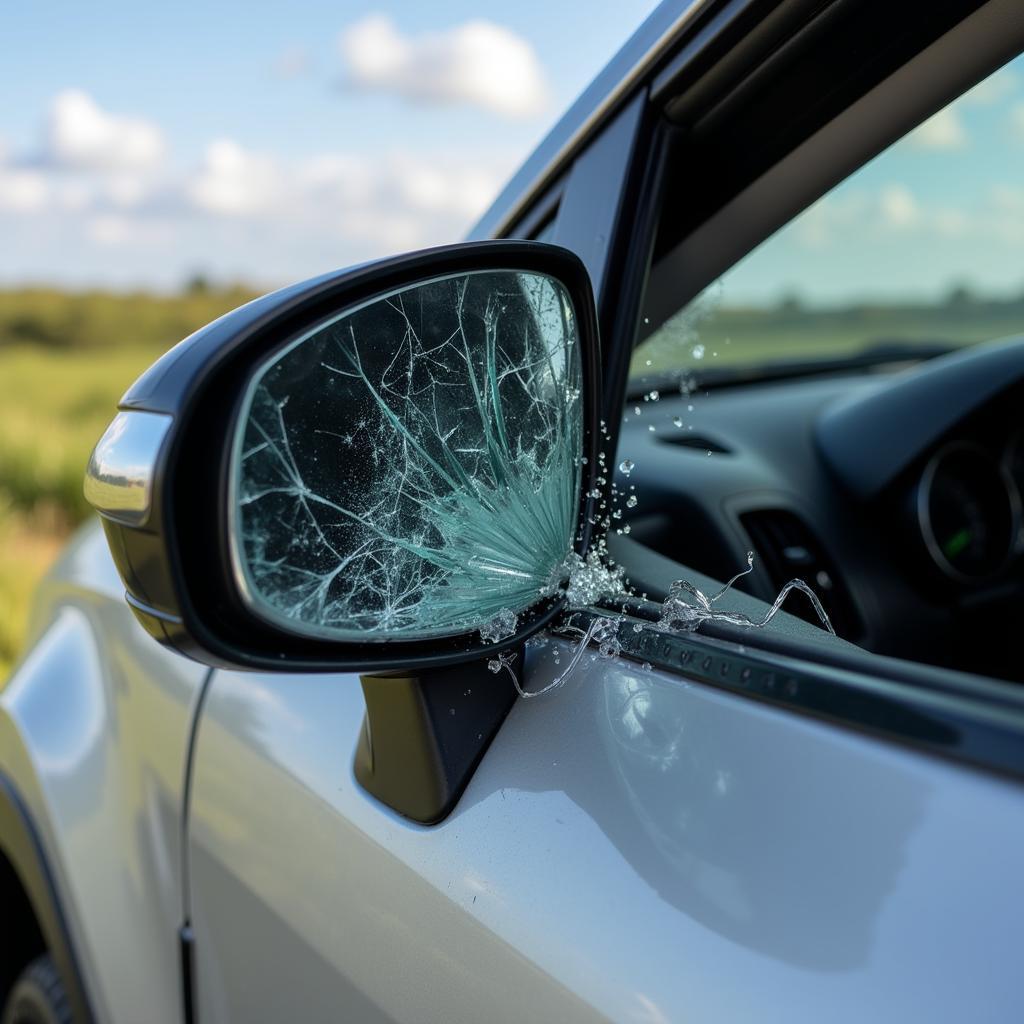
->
[85,241,601,671]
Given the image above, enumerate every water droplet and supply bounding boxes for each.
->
[706,450,712,457]
[634,406,642,416]
[691,344,705,360]
[687,404,694,412]
[643,317,650,324]
[622,524,631,534]
[648,424,656,432]
[648,390,659,402]
[618,459,634,476]
[626,495,638,508]
[672,415,683,428]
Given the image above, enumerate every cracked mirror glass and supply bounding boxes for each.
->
[231,269,583,641]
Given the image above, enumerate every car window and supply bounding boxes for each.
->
[632,52,1024,379]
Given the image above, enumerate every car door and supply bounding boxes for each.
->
[181,2,1024,1022]
[180,83,652,1024]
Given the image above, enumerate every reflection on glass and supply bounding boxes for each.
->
[634,53,1024,380]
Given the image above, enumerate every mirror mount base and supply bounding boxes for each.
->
[354,651,521,824]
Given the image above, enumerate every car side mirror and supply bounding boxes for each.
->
[84,241,600,672]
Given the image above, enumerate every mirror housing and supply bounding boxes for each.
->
[85,241,600,671]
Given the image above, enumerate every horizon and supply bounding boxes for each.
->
[0,5,1021,306]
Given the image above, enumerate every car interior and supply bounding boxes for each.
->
[617,0,1024,683]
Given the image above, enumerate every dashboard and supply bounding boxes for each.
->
[618,336,1024,681]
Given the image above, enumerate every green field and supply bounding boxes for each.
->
[632,291,1024,376]
[1,284,1021,681]
[0,285,257,681]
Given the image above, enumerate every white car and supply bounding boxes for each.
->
[3,0,1024,1021]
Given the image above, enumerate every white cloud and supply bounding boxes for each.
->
[932,206,969,238]
[991,184,1024,213]
[907,107,967,150]
[183,139,503,231]
[187,139,283,216]
[1009,102,1024,141]
[89,214,141,245]
[339,14,549,119]
[45,89,165,170]
[85,212,178,247]
[0,90,515,284]
[0,168,49,213]
[962,70,1018,106]
[879,184,918,227]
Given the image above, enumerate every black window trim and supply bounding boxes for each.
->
[644,0,1022,332]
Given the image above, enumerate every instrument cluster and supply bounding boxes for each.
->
[916,434,1024,584]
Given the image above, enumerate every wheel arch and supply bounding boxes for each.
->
[0,771,95,1022]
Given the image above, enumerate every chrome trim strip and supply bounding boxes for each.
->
[83,411,173,526]
[477,0,715,239]
[125,590,184,624]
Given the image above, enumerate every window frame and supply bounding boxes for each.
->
[479,0,1024,780]
[642,0,1024,338]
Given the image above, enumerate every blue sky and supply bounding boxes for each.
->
[720,52,1024,306]
[2,4,1022,305]
[0,1,658,289]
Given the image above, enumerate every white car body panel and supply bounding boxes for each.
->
[188,643,1024,1023]
[0,524,207,1023]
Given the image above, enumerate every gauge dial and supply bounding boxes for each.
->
[1002,431,1024,551]
[918,443,1018,582]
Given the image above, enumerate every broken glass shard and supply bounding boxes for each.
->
[231,269,583,641]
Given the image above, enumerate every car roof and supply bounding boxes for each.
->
[468,0,711,241]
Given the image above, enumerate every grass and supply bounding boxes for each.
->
[0,345,167,682]
[0,344,166,519]
[632,295,1024,375]
[0,285,258,684]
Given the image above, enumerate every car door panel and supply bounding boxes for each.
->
[1,523,209,1024]
[187,642,1024,1022]
[187,662,602,1024]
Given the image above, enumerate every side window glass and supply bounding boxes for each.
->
[634,53,1024,377]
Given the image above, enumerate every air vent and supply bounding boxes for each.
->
[657,434,731,454]
[740,509,861,639]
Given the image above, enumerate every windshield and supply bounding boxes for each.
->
[632,52,1024,383]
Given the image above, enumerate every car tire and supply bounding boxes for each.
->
[1,955,72,1024]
